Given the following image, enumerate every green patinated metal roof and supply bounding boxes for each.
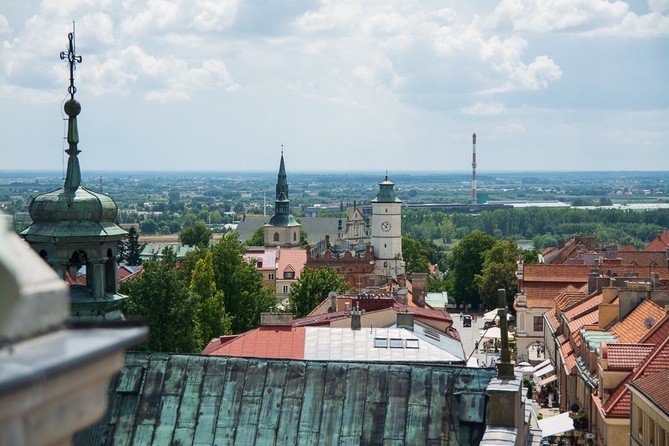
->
[75,353,496,445]
[21,220,127,238]
[371,176,401,204]
[267,212,300,227]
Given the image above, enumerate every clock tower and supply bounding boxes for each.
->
[371,175,404,278]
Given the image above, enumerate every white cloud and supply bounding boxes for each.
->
[0,15,10,35]
[648,0,669,13]
[460,102,508,115]
[85,44,238,100]
[490,0,669,37]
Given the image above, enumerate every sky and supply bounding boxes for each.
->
[1,0,668,173]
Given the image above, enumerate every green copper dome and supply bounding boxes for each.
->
[371,175,402,203]
[21,93,125,238]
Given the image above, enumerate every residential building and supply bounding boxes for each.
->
[628,368,669,446]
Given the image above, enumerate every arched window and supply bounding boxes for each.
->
[293,232,297,241]
[105,248,116,293]
[70,250,88,269]
[274,232,280,242]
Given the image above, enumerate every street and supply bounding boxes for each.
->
[451,311,500,367]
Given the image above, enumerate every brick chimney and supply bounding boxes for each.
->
[411,273,428,307]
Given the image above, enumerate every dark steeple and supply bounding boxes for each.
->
[268,147,298,227]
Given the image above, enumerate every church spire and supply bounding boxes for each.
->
[276,144,289,202]
[60,23,83,191]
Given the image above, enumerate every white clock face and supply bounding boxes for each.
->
[381,221,391,232]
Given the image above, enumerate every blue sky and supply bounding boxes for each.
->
[1,0,668,172]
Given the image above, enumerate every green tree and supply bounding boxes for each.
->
[246,226,265,246]
[190,251,232,347]
[287,267,349,318]
[125,226,142,266]
[140,218,158,234]
[402,236,430,274]
[120,247,200,353]
[440,218,456,243]
[476,240,520,309]
[449,231,496,309]
[212,233,275,333]
[180,221,213,247]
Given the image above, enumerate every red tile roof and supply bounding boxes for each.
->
[207,326,306,359]
[523,264,592,283]
[644,231,669,252]
[545,309,560,332]
[629,369,669,415]
[603,335,669,418]
[560,341,576,375]
[563,293,603,321]
[618,251,668,267]
[602,343,654,370]
[555,287,589,311]
[523,283,575,308]
[640,312,669,345]
[566,311,599,340]
[609,300,664,343]
[277,247,307,279]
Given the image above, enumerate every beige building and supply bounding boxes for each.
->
[629,369,669,446]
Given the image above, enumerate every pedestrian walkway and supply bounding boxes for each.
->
[452,311,499,367]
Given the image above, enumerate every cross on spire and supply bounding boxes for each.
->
[60,22,82,100]
[281,143,284,156]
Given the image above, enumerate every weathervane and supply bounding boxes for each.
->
[60,22,82,100]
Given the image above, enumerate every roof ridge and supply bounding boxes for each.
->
[603,334,669,415]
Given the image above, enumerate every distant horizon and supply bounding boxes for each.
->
[3,169,669,176]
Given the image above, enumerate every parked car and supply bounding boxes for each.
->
[462,315,472,327]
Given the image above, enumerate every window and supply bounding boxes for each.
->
[284,271,295,279]
[533,316,544,332]
[273,232,280,242]
[257,261,263,268]
[374,338,387,348]
[268,273,274,280]
[638,407,644,439]
[649,418,655,445]
[389,338,403,348]
[659,427,667,446]
[406,339,419,349]
[293,232,297,241]
[282,285,289,294]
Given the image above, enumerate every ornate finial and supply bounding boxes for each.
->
[60,22,82,100]
[60,22,83,191]
[281,143,284,156]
